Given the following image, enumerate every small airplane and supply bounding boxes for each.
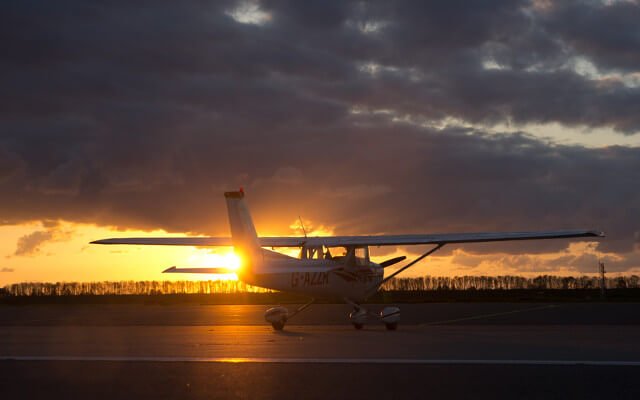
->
[92,189,604,331]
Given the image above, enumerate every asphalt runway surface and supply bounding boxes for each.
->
[2,302,639,399]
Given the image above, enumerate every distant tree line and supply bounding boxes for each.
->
[380,275,640,291]
[2,280,271,296]
[2,275,639,296]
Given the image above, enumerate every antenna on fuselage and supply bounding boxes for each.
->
[298,216,308,239]
[298,216,309,260]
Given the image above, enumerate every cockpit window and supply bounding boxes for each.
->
[355,247,369,266]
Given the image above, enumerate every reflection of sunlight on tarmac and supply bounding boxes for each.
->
[218,357,252,363]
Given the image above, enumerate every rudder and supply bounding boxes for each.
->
[224,190,262,270]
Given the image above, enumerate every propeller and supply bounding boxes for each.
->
[378,256,407,268]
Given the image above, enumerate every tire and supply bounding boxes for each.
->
[271,321,285,331]
[385,322,398,331]
[353,323,364,330]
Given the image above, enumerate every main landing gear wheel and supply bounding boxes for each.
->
[385,322,398,331]
[264,306,289,331]
[350,308,367,330]
[380,307,400,331]
[271,321,285,331]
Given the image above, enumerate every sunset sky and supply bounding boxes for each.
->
[2,0,640,286]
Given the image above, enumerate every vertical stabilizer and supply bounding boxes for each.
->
[224,190,262,270]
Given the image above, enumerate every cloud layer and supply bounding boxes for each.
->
[1,1,639,272]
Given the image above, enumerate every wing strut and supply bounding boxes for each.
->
[375,243,445,291]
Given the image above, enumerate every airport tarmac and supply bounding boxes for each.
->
[1,302,639,399]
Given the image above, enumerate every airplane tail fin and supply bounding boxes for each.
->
[224,189,262,271]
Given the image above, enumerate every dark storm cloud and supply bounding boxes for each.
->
[1,1,639,268]
[543,0,640,72]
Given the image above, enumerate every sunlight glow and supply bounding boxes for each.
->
[187,249,242,280]
[188,250,242,271]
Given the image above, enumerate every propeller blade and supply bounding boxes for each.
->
[378,256,407,268]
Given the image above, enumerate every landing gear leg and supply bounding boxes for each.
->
[271,321,285,331]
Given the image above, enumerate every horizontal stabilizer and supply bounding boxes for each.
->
[162,266,235,274]
[92,237,233,246]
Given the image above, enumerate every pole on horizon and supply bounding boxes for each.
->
[599,260,606,300]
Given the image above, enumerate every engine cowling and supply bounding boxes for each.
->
[380,307,400,324]
[264,306,289,325]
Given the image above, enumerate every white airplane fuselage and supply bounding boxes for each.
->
[238,249,384,301]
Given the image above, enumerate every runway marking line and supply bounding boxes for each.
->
[1,356,639,367]
[421,304,559,326]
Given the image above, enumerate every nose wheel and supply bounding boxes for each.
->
[380,306,400,330]
[350,308,367,330]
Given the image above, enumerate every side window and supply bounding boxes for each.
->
[355,247,369,266]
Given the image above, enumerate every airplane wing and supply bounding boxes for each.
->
[92,229,603,247]
[91,237,301,247]
[301,229,604,247]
